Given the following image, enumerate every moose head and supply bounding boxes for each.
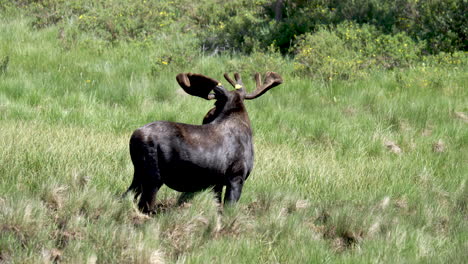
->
[124,72,283,213]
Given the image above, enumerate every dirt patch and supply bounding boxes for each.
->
[246,199,273,216]
[295,199,310,210]
[432,139,446,153]
[309,220,364,252]
[342,107,358,116]
[162,215,210,258]
[41,186,68,211]
[131,210,152,225]
[213,215,248,239]
[384,140,402,154]
[454,112,468,123]
[41,248,62,263]
[54,229,83,249]
[422,129,432,136]
[394,198,408,210]
[139,198,181,215]
[152,198,180,214]
[309,210,366,252]
[0,251,8,263]
[330,231,364,252]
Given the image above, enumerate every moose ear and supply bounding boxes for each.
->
[176,73,220,100]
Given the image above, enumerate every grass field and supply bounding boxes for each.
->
[1,8,467,264]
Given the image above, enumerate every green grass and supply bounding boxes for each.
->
[1,11,467,264]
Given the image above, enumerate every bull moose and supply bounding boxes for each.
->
[123,72,283,213]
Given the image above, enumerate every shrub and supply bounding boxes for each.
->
[411,0,467,53]
[293,22,426,79]
[149,37,200,76]
[293,30,360,80]
[198,0,467,55]
[333,22,424,69]
[189,0,271,53]
[422,51,468,68]
[281,0,467,54]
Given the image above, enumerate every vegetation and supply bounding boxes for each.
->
[1,1,467,263]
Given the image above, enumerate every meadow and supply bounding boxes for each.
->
[1,1,467,263]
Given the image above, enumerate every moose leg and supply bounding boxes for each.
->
[213,184,223,204]
[224,177,244,204]
[137,158,163,213]
[138,179,162,214]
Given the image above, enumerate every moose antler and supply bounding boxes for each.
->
[245,72,283,100]
[176,73,220,100]
[223,72,244,90]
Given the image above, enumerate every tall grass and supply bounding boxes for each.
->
[1,8,467,264]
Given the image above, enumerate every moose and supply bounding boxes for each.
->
[123,71,283,213]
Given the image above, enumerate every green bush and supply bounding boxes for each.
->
[189,0,270,53]
[293,22,426,79]
[333,22,424,69]
[202,0,466,54]
[293,29,360,80]
[280,0,467,54]
[411,0,467,53]
[422,51,468,68]
[149,37,200,76]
